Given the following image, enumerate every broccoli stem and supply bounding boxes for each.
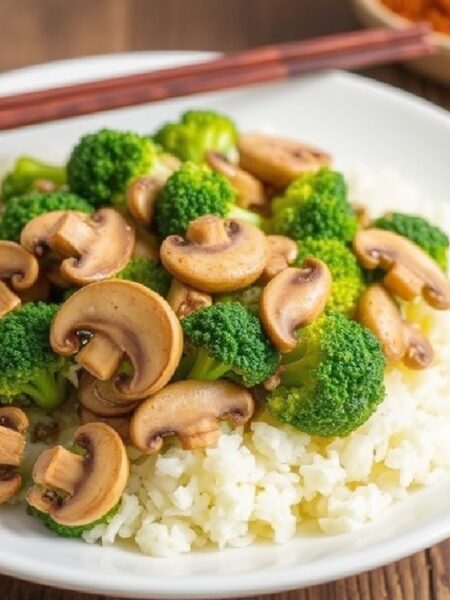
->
[229,205,263,229]
[280,352,322,387]
[187,348,231,381]
[20,157,66,186]
[21,371,68,410]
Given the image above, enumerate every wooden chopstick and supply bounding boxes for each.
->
[0,25,434,131]
[0,24,431,112]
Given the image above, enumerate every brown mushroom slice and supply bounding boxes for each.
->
[78,371,138,417]
[50,280,183,399]
[356,284,406,363]
[130,380,254,453]
[353,229,450,310]
[205,151,267,210]
[0,407,29,504]
[48,208,135,285]
[16,271,51,304]
[27,422,129,527]
[126,177,164,226]
[260,259,332,353]
[167,279,212,319]
[402,321,434,370]
[237,133,331,188]
[262,235,299,282]
[79,407,131,444]
[0,241,39,317]
[161,215,268,293]
[21,211,87,257]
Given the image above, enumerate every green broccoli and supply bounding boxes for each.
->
[155,161,262,238]
[373,212,449,270]
[27,503,118,538]
[1,156,66,203]
[154,109,237,163]
[0,191,94,242]
[268,312,385,437]
[0,303,70,410]
[116,257,171,296]
[66,128,174,207]
[295,238,365,317]
[270,168,358,242]
[182,302,279,387]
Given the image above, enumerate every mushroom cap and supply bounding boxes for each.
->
[0,407,29,505]
[356,284,406,363]
[27,422,129,527]
[130,380,255,453]
[166,279,212,319]
[78,371,138,417]
[402,321,434,370]
[161,215,268,293]
[353,228,450,310]
[260,259,332,353]
[0,472,22,504]
[262,235,299,282]
[126,175,165,226]
[50,280,183,399]
[237,133,331,188]
[0,241,39,290]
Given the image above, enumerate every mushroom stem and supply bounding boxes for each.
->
[262,235,299,283]
[49,212,95,257]
[186,215,230,246]
[0,427,26,466]
[33,446,85,496]
[76,333,124,381]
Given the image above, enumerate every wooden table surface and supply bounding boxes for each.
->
[1,1,450,598]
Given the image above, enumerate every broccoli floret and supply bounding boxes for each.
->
[67,128,172,207]
[1,156,66,203]
[154,109,237,163]
[116,257,171,296]
[155,161,261,238]
[270,168,357,242]
[27,503,119,538]
[268,313,385,437]
[0,191,94,242]
[295,238,365,317]
[216,285,262,315]
[182,302,279,387]
[373,212,449,270]
[0,303,70,410]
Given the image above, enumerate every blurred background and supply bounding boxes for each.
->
[0,0,449,110]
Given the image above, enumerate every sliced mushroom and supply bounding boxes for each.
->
[21,211,86,257]
[167,279,212,318]
[0,241,39,317]
[0,407,29,504]
[48,209,135,285]
[161,215,268,293]
[27,422,129,527]
[130,380,254,453]
[50,280,183,400]
[16,271,51,304]
[78,371,138,417]
[353,229,450,310]
[353,203,372,229]
[237,133,331,188]
[260,259,332,353]
[261,235,299,282]
[205,151,268,210]
[78,406,131,444]
[126,176,164,226]
[356,284,433,369]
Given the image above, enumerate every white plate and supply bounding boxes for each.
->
[1,53,450,599]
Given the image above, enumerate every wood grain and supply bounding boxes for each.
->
[1,1,450,599]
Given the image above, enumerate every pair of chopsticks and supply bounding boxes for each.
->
[0,24,433,131]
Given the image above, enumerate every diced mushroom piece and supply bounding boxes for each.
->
[237,133,331,188]
[130,380,254,453]
[205,151,268,210]
[353,229,450,310]
[260,259,332,353]
[167,279,212,318]
[161,215,268,293]
[48,209,135,285]
[50,280,183,400]
[0,407,29,504]
[78,407,131,444]
[78,371,138,417]
[0,241,39,317]
[27,422,129,527]
[261,235,299,282]
[356,284,433,370]
[21,211,87,257]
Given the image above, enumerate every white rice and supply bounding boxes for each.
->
[80,168,450,557]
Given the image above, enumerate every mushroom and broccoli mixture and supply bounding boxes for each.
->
[0,109,450,543]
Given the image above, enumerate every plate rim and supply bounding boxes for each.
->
[1,51,450,599]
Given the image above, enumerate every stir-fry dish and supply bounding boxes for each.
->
[1,109,450,557]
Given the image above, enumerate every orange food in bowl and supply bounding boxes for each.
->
[381,0,450,34]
